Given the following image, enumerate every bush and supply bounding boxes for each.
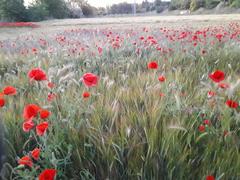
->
[27,3,49,21]
[190,0,205,11]
[37,0,69,19]
[0,0,28,21]
[181,0,192,9]
[110,3,132,14]
[169,0,181,10]
[81,4,96,17]
[205,0,221,9]
[230,0,240,8]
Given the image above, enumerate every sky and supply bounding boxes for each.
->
[87,0,154,7]
[24,0,158,8]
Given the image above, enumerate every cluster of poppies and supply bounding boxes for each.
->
[17,67,99,179]
[18,147,56,180]
[15,68,57,179]
[148,61,166,82]
[208,70,238,109]
[0,22,39,28]
[22,104,50,135]
[81,72,99,99]
[197,70,238,135]
[147,62,239,180]
[148,61,166,97]
[0,86,17,108]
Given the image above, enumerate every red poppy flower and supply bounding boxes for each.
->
[209,70,225,83]
[203,119,210,125]
[18,155,33,168]
[0,92,4,98]
[36,122,49,136]
[98,47,103,54]
[82,73,99,87]
[198,125,205,132]
[0,98,5,107]
[158,75,166,82]
[218,83,229,89]
[201,49,207,55]
[23,104,40,121]
[47,93,57,102]
[23,120,35,132]
[207,91,216,98]
[82,91,90,98]
[226,100,238,109]
[31,148,40,161]
[3,86,17,95]
[47,82,55,89]
[159,92,165,97]
[40,109,51,119]
[148,61,158,69]
[39,169,57,180]
[32,48,38,54]
[206,175,215,180]
[216,33,223,41]
[223,130,228,137]
[28,68,47,81]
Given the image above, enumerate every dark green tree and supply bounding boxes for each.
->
[27,1,49,21]
[36,0,69,19]
[0,0,28,21]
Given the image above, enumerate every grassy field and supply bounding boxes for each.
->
[0,15,240,180]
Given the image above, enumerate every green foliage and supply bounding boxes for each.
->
[190,0,205,11]
[0,22,240,179]
[155,0,170,13]
[81,4,96,17]
[169,0,182,10]
[0,0,28,21]
[110,3,133,14]
[205,0,221,9]
[36,0,69,19]
[230,0,240,7]
[27,3,49,21]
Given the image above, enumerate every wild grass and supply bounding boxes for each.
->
[0,20,239,180]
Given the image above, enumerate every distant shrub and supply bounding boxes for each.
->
[36,0,69,19]
[0,0,28,21]
[169,0,181,10]
[231,0,240,8]
[110,3,132,14]
[81,4,96,17]
[190,0,205,11]
[27,3,49,21]
[205,0,221,9]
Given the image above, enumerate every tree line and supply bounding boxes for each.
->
[168,0,240,11]
[0,0,96,22]
[108,0,240,14]
[0,0,240,22]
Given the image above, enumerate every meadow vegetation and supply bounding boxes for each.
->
[0,17,239,179]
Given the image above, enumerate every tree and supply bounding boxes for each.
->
[142,0,152,12]
[35,0,69,19]
[155,0,170,12]
[169,0,181,10]
[0,0,28,21]
[27,2,49,21]
[205,0,220,9]
[110,3,132,14]
[81,4,96,17]
[67,0,95,17]
[190,0,205,11]
[67,0,88,8]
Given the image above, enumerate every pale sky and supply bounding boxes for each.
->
[87,0,155,7]
[24,0,156,8]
